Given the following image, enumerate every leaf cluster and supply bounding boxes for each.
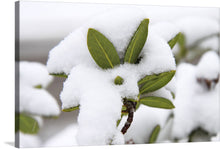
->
[63,18,178,114]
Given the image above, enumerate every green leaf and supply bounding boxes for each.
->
[140,96,175,109]
[168,32,182,49]
[149,125,161,143]
[50,73,68,78]
[174,33,187,64]
[114,76,124,85]
[87,28,120,69]
[135,101,141,110]
[62,105,79,112]
[16,113,39,134]
[124,19,149,64]
[171,91,175,99]
[139,70,175,94]
[117,119,121,127]
[34,85,42,89]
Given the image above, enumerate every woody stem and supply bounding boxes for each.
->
[121,100,136,134]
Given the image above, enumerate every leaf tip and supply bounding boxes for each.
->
[170,104,175,109]
[143,18,150,24]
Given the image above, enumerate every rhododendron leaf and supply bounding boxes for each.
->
[149,125,161,143]
[139,70,175,94]
[140,96,175,109]
[114,76,124,85]
[16,113,39,134]
[62,105,79,112]
[124,19,149,64]
[87,28,120,69]
[50,73,68,78]
[34,85,42,89]
[168,32,182,49]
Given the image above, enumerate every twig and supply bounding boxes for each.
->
[121,100,136,134]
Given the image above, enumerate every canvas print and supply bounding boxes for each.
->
[15,1,220,147]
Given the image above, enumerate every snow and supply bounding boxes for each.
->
[20,61,53,88]
[199,36,219,51]
[137,33,176,76]
[196,51,220,80]
[20,84,60,116]
[171,60,220,140]
[18,132,42,148]
[165,76,176,95]
[118,88,174,144]
[19,61,60,116]
[47,28,96,74]
[174,16,219,46]
[61,65,123,145]
[211,132,220,142]
[111,131,125,145]
[43,124,78,147]
[108,64,140,100]
[150,22,180,42]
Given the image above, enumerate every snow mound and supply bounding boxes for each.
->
[20,61,53,88]
[43,124,78,147]
[61,65,122,145]
[150,22,180,42]
[19,61,60,116]
[18,132,41,148]
[196,51,220,80]
[171,61,220,140]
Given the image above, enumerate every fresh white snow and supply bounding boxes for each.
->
[19,61,60,116]
[174,16,219,46]
[18,132,42,148]
[43,124,78,147]
[196,51,220,80]
[20,61,53,88]
[171,52,220,140]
